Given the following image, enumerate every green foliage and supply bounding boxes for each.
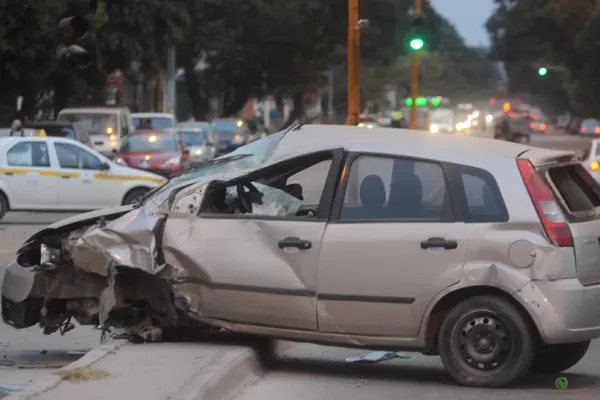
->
[0,0,501,121]
[486,0,600,116]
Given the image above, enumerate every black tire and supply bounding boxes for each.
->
[0,192,8,221]
[530,341,590,374]
[122,188,149,205]
[438,295,535,388]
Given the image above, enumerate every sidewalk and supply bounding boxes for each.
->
[5,333,276,400]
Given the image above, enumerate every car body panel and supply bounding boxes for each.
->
[4,124,600,354]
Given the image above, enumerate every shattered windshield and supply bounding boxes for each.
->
[141,130,286,205]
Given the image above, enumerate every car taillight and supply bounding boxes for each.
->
[581,128,587,133]
[591,161,599,170]
[595,127,600,134]
[529,122,534,129]
[540,123,546,130]
[516,159,573,247]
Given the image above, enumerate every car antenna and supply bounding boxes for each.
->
[294,100,348,130]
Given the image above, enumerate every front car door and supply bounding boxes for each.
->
[317,153,467,337]
[53,142,115,209]
[161,149,344,331]
[2,140,59,209]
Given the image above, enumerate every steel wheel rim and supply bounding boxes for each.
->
[452,312,513,372]
[127,194,145,205]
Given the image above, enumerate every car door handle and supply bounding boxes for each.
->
[3,172,13,175]
[278,237,312,250]
[420,237,458,250]
[61,175,72,179]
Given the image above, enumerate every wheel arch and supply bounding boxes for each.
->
[424,285,541,354]
[121,185,152,205]
[0,188,9,210]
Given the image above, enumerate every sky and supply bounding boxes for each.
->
[429,0,495,47]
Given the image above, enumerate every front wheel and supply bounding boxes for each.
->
[438,295,535,388]
[530,341,590,374]
[123,188,149,205]
[0,192,8,221]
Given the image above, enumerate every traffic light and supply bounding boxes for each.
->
[56,0,98,70]
[538,67,548,76]
[408,16,427,52]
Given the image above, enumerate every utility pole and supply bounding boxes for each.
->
[409,0,421,129]
[328,68,335,122]
[346,0,360,125]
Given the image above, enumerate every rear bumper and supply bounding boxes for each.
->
[516,278,600,343]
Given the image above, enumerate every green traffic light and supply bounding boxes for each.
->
[409,38,424,51]
[538,67,548,76]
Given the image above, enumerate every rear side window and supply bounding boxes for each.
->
[448,164,508,223]
[547,164,600,213]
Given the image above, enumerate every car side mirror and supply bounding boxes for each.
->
[100,162,111,170]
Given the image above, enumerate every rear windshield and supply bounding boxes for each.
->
[547,164,600,214]
[121,133,180,152]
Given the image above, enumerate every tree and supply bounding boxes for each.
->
[0,0,60,122]
[486,0,600,116]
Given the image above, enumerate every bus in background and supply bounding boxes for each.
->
[57,107,133,158]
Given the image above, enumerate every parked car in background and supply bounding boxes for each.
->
[115,129,184,177]
[178,121,217,144]
[529,120,547,134]
[57,107,133,157]
[0,136,164,220]
[23,121,92,147]
[579,118,600,135]
[132,113,177,131]
[177,127,217,165]
[211,118,252,155]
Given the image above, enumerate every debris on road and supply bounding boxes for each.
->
[346,351,411,363]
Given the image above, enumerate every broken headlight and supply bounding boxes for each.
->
[40,244,59,265]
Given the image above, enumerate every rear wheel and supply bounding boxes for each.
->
[123,188,149,205]
[0,192,8,221]
[530,341,590,374]
[438,295,535,388]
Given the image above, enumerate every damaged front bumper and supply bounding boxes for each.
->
[1,195,213,342]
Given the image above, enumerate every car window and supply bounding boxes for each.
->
[286,160,332,205]
[55,142,103,170]
[7,142,50,167]
[461,174,500,215]
[340,155,448,221]
[120,133,179,152]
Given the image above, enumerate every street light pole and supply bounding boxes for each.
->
[409,0,421,129]
[346,0,360,125]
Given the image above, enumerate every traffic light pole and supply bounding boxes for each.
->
[346,0,360,126]
[409,0,421,129]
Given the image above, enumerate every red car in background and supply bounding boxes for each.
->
[115,129,184,177]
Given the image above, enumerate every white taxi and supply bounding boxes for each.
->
[0,136,166,221]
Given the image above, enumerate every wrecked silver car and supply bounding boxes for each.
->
[4,124,600,388]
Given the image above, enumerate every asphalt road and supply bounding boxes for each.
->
[0,131,594,395]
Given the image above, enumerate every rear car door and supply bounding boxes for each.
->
[317,154,467,337]
[53,142,115,209]
[2,141,59,209]
[543,163,600,285]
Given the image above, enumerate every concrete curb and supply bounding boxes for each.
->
[3,340,128,400]
[176,340,290,400]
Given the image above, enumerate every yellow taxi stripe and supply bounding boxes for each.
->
[93,173,164,184]
[0,168,159,183]
[0,168,79,177]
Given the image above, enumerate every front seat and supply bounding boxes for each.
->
[342,174,386,219]
[388,174,423,218]
[358,174,386,218]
